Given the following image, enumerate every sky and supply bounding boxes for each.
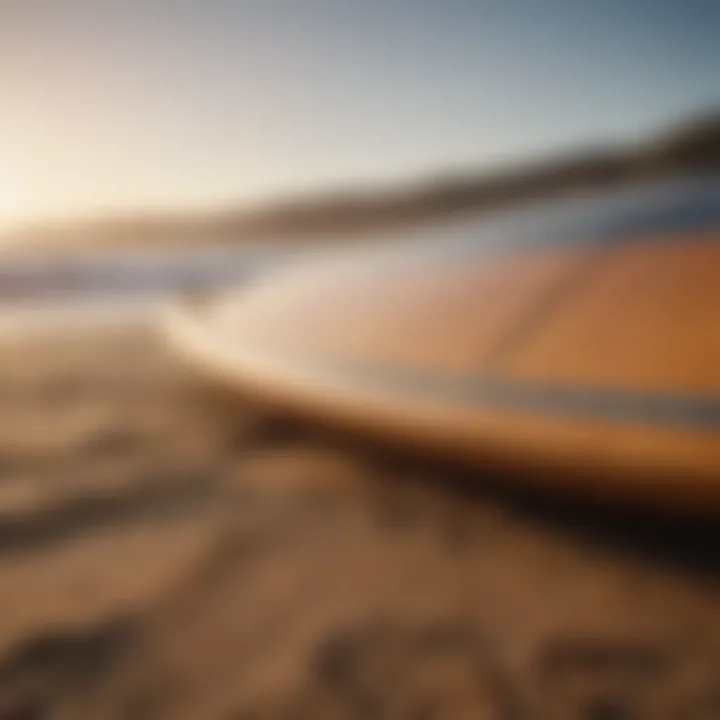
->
[0,0,717,229]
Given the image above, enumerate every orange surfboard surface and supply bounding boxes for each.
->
[163,175,720,512]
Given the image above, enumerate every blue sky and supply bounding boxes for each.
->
[0,0,717,226]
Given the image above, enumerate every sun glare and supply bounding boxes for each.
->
[0,178,28,230]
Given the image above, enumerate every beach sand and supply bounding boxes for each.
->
[0,323,718,718]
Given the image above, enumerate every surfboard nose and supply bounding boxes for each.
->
[209,244,585,373]
[203,231,720,397]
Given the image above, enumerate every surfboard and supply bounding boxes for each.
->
[163,174,720,512]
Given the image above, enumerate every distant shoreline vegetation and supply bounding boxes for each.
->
[7,109,720,254]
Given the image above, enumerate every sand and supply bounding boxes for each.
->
[0,323,717,718]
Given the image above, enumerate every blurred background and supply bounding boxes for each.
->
[0,0,718,256]
[0,2,718,718]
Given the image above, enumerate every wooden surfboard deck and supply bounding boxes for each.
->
[163,176,720,512]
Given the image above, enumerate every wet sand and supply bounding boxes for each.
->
[0,324,718,718]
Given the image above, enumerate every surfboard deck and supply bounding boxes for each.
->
[162,177,720,513]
